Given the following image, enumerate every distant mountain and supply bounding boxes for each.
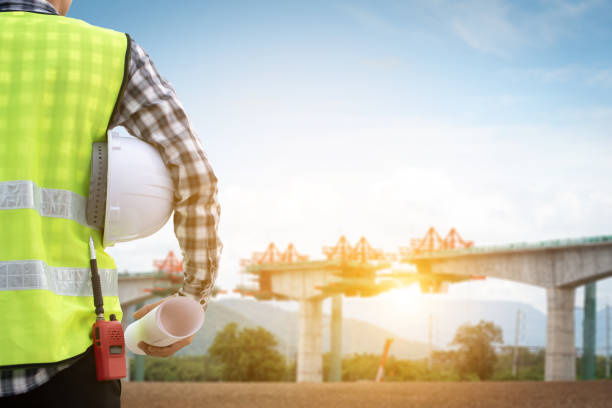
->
[174,298,429,359]
[340,297,548,348]
[218,298,429,359]
[574,307,611,350]
[341,297,611,351]
[167,297,611,360]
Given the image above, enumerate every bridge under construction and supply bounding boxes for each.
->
[117,229,612,382]
[234,229,612,382]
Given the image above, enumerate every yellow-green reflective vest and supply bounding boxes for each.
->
[0,11,129,367]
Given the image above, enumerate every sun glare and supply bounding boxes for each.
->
[381,286,424,309]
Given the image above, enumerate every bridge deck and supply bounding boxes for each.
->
[406,235,612,260]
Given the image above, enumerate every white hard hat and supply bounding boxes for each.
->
[87,130,174,247]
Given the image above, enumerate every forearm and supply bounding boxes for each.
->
[173,156,222,307]
[110,39,222,308]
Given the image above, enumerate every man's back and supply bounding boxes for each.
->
[0,9,127,367]
[0,2,221,406]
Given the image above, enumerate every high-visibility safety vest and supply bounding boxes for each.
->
[0,11,130,367]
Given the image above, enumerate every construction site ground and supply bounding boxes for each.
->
[122,380,612,408]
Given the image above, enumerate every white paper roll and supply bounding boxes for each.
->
[125,296,205,355]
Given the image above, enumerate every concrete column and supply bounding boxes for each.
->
[545,287,576,381]
[297,298,323,382]
[329,294,343,382]
[582,282,596,380]
[123,302,146,382]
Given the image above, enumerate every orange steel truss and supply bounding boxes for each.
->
[147,250,225,296]
[237,242,309,299]
[242,242,309,267]
[322,236,353,261]
[144,251,184,294]
[322,236,384,263]
[153,250,183,283]
[443,227,474,250]
[279,243,309,263]
[400,227,473,257]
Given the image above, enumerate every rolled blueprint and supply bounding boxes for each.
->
[124,296,204,355]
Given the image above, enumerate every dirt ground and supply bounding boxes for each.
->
[121,381,612,408]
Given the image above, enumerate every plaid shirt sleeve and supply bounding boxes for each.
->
[110,38,222,309]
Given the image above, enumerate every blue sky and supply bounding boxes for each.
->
[69,1,612,313]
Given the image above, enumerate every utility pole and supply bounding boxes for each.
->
[428,314,433,370]
[606,303,610,378]
[512,309,520,377]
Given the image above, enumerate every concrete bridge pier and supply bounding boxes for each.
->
[545,287,576,381]
[297,298,323,382]
[329,294,343,382]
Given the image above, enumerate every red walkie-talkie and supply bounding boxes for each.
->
[89,237,127,381]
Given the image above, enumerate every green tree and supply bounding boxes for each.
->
[208,322,286,381]
[451,320,503,380]
[339,353,380,381]
[131,355,223,382]
[493,346,545,381]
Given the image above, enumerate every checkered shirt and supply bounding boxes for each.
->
[0,0,222,397]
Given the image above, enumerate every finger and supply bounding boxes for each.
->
[132,298,166,320]
[139,343,174,358]
[137,341,148,353]
[137,341,168,357]
[138,336,194,358]
[132,299,163,320]
[147,337,191,357]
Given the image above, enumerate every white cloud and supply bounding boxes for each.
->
[425,0,604,57]
[450,1,522,58]
[500,66,612,90]
[336,3,397,35]
[336,0,605,58]
[543,0,604,17]
[535,67,577,83]
[498,94,522,106]
[558,105,612,125]
[361,57,403,69]
[587,69,612,87]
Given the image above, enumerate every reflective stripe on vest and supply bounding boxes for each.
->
[0,260,117,296]
[0,180,95,229]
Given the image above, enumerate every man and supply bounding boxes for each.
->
[0,0,222,406]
